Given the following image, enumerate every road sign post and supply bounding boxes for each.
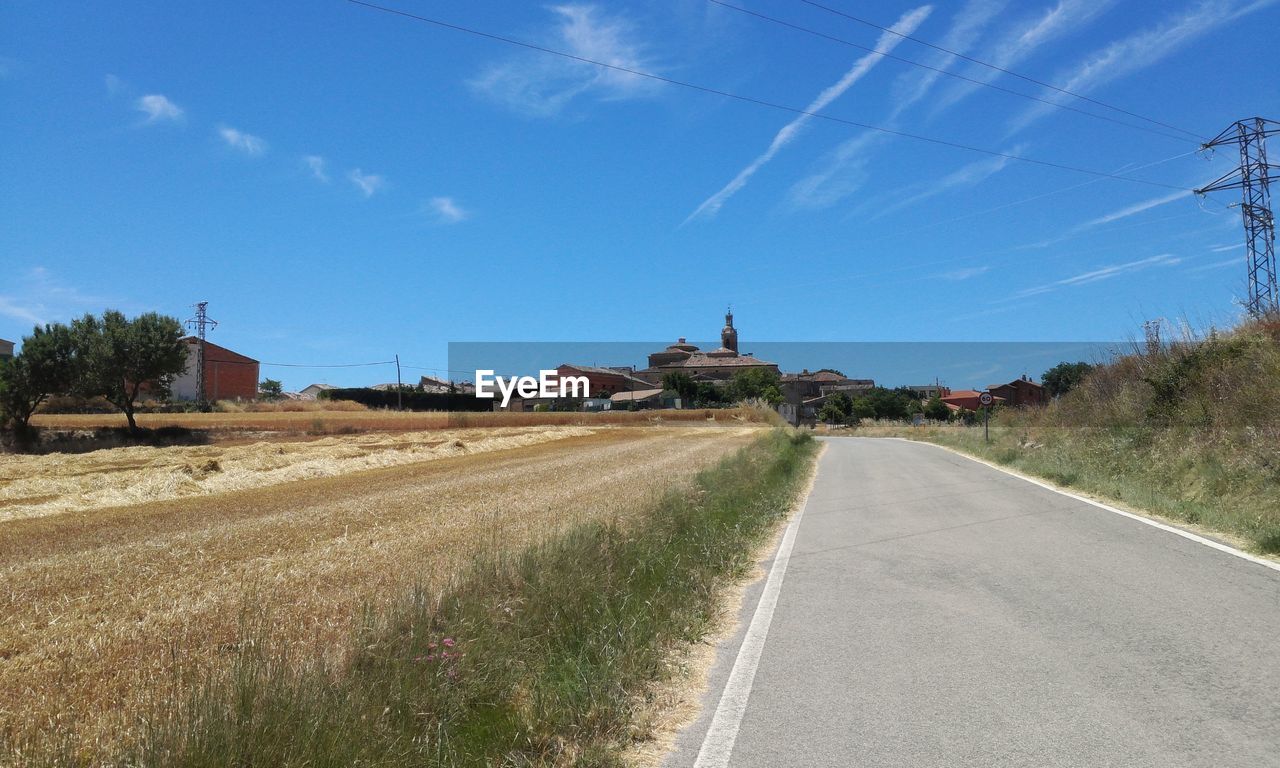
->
[979,391,993,442]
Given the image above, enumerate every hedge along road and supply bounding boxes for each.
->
[665,437,1280,768]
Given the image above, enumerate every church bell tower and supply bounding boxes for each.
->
[721,307,738,353]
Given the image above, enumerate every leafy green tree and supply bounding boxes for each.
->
[862,387,911,420]
[850,396,875,421]
[728,368,783,406]
[258,378,284,400]
[923,396,951,421]
[693,381,727,407]
[74,310,187,432]
[0,323,78,431]
[1042,361,1095,398]
[817,400,846,424]
[816,391,853,424]
[662,371,697,404]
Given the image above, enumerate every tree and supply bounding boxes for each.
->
[662,371,697,405]
[0,323,78,431]
[728,368,783,406]
[694,381,727,407]
[816,391,853,424]
[817,400,846,424]
[863,387,912,421]
[258,378,284,400]
[1042,361,1095,398]
[850,396,875,421]
[75,310,187,432]
[923,396,951,421]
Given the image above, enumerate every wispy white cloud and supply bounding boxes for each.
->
[931,0,1117,117]
[104,73,123,94]
[0,267,112,328]
[303,155,328,182]
[888,0,1009,121]
[1076,190,1188,230]
[1210,242,1243,252]
[687,5,932,222]
[870,150,1020,220]
[787,131,883,210]
[1006,0,1277,134]
[427,196,469,224]
[136,93,183,123]
[469,5,656,116]
[218,125,267,155]
[348,168,385,197]
[939,265,992,280]
[1014,253,1182,298]
[1186,256,1239,272]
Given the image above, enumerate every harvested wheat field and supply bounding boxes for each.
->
[30,406,766,436]
[0,423,763,756]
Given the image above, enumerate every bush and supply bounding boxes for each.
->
[321,388,492,412]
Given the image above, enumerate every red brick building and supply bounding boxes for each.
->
[556,364,651,398]
[941,389,1005,412]
[172,337,259,401]
[987,376,1046,407]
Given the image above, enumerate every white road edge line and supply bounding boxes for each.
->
[886,437,1280,574]
[692,486,813,767]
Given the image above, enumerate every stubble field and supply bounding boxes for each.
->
[0,421,765,757]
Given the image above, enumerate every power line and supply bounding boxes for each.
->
[707,0,1196,145]
[793,0,1206,143]
[344,0,1190,192]
[262,360,396,368]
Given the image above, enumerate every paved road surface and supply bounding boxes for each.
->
[666,437,1280,768]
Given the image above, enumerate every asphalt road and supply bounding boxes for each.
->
[665,437,1280,768]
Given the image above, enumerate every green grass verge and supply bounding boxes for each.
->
[866,424,1280,554]
[46,428,816,767]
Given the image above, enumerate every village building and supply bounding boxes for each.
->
[556,364,653,397]
[941,389,1005,412]
[987,376,1046,407]
[0,338,13,360]
[634,310,780,385]
[171,337,259,401]
[299,383,335,400]
[419,374,475,394]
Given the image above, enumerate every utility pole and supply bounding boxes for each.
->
[394,354,403,411]
[185,301,218,410]
[1194,117,1279,317]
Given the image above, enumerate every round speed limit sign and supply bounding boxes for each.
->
[979,392,993,406]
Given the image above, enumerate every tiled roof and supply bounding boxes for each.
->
[987,379,1043,390]
[663,353,777,369]
[559,364,652,386]
[610,388,664,402]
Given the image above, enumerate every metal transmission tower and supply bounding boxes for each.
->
[185,302,218,409]
[1194,117,1280,317]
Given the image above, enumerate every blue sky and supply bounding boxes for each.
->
[2,0,1277,390]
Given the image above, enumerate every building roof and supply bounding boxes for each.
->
[610,387,665,403]
[180,336,258,364]
[662,353,777,369]
[558,364,652,386]
[0,338,13,345]
[301,383,336,392]
[987,378,1043,390]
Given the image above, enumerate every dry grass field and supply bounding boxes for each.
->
[29,406,765,436]
[0,423,764,758]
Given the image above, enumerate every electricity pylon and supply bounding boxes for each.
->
[1194,117,1279,317]
[185,301,218,409]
